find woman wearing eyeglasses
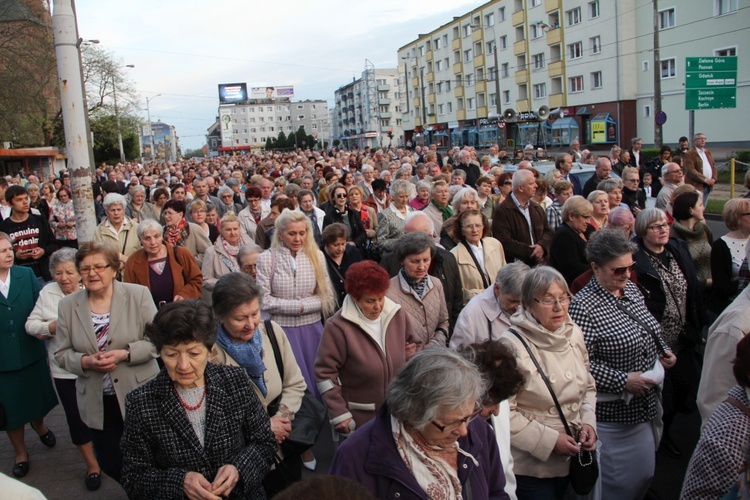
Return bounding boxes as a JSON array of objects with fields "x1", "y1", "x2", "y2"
[
  {"x1": 499, "y1": 266, "x2": 597, "y2": 499},
  {"x1": 161, "y1": 199, "x2": 211, "y2": 267},
  {"x1": 56, "y1": 242, "x2": 159, "y2": 483},
  {"x1": 322, "y1": 184, "x2": 366, "y2": 252},
  {"x1": 569, "y1": 228, "x2": 676, "y2": 499},
  {"x1": 632, "y1": 208, "x2": 706, "y2": 459}
]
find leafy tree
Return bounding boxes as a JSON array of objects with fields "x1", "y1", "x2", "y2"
[{"x1": 89, "y1": 114, "x2": 139, "y2": 164}]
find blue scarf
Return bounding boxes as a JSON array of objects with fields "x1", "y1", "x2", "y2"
[{"x1": 216, "y1": 324, "x2": 267, "y2": 396}]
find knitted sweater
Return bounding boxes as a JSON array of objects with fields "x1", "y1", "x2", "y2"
[
  {"x1": 670, "y1": 220, "x2": 713, "y2": 286},
  {"x1": 385, "y1": 272, "x2": 449, "y2": 347}
]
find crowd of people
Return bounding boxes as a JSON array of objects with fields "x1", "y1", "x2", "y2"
[{"x1": 0, "y1": 135, "x2": 749, "y2": 499}]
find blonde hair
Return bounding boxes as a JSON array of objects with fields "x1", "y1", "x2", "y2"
[{"x1": 271, "y1": 210, "x2": 336, "y2": 317}]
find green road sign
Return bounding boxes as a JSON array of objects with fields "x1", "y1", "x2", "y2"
[{"x1": 685, "y1": 56, "x2": 737, "y2": 110}]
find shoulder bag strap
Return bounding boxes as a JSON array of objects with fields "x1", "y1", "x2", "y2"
[
  {"x1": 725, "y1": 397, "x2": 750, "y2": 419},
  {"x1": 121, "y1": 229, "x2": 129, "y2": 254},
  {"x1": 461, "y1": 240, "x2": 490, "y2": 289},
  {"x1": 508, "y1": 328, "x2": 574, "y2": 438},
  {"x1": 614, "y1": 300, "x2": 667, "y2": 356},
  {"x1": 264, "y1": 319, "x2": 284, "y2": 381}
]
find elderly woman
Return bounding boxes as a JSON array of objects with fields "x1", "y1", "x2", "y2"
[
  {"x1": 375, "y1": 179, "x2": 414, "y2": 253},
  {"x1": 608, "y1": 206, "x2": 636, "y2": 239},
  {"x1": 330, "y1": 347, "x2": 508, "y2": 498},
  {"x1": 56, "y1": 242, "x2": 160, "y2": 482},
  {"x1": 633, "y1": 208, "x2": 706, "y2": 458},
  {"x1": 500, "y1": 266, "x2": 597, "y2": 499},
  {"x1": 450, "y1": 209, "x2": 507, "y2": 305},
  {"x1": 450, "y1": 262, "x2": 529, "y2": 348},
  {"x1": 127, "y1": 185, "x2": 159, "y2": 223},
  {"x1": 25, "y1": 248, "x2": 101, "y2": 489},
  {"x1": 670, "y1": 191, "x2": 713, "y2": 287},
  {"x1": 120, "y1": 300, "x2": 276, "y2": 499},
  {"x1": 386, "y1": 232, "x2": 449, "y2": 347},
  {"x1": 409, "y1": 179, "x2": 431, "y2": 211},
  {"x1": 364, "y1": 178, "x2": 391, "y2": 214},
  {"x1": 423, "y1": 180, "x2": 454, "y2": 239},
  {"x1": 316, "y1": 260, "x2": 421, "y2": 435},
  {"x1": 296, "y1": 188, "x2": 325, "y2": 247},
  {"x1": 682, "y1": 334, "x2": 750, "y2": 499},
  {"x1": 549, "y1": 196, "x2": 594, "y2": 286},
  {"x1": 93, "y1": 192, "x2": 141, "y2": 267},
  {"x1": 597, "y1": 178, "x2": 626, "y2": 212},
  {"x1": 477, "y1": 175, "x2": 496, "y2": 221},
  {"x1": 189, "y1": 199, "x2": 220, "y2": 243},
  {"x1": 238, "y1": 244, "x2": 262, "y2": 282},
  {"x1": 256, "y1": 209, "x2": 336, "y2": 399},
  {"x1": 621, "y1": 167, "x2": 647, "y2": 215},
  {"x1": 202, "y1": 213, "x2": 255, "y2": 293},
  {"x1": 49, "y1": 187, "x2": 77, "y2": 248},
  {"x1": 322, "y1": 223, "x2": 362, "y2": 308},
  {"x1": 209, "y1": 273, "x2": 307, "y2": 495},
  {"x1": 239, "y1": 186, "x2": 271, "y2": 242},
  {"x1": 0, "y1": 233, "x2": 58, "y2": 479},
  {"x1": 440, "y1": 187, "x2": 481, "y2": 251},
  {"x1": 123, "y1": 219, "x2": 202, "y2": 306},
  {"x1": 569, "y1": 229, "x2": 676, "y2": 499},
  {"x1": 322, "y1": 184, "x2": 366, "y2": 250},
  {"x1": 218, "y1": 185, "x2": 243, "y2": 215},
  {"x1": 711, "y1": 198, "x2": 750, "y2": 312},
  {"x1": 161, "y1": 199, "x2": 211, "y2": 267},
  {"x1": 586, "y1": 189, "x2": 609, "y2": 231}
]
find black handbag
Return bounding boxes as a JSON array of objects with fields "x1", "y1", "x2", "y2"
[
  {"x1": 264, "y1": 320, "x2": 327, "y2": 456},
  {"x1": 509, "y1": 329, "x2": 599, "y2": 495}
]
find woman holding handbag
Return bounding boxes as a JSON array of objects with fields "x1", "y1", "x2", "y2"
[{"x1": 500, "y1": 266, "x2": 598, "y2": 499}]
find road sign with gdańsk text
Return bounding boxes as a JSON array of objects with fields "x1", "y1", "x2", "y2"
[{"x1": 685, "y1": 56, "x2": 737, "y2": 110}]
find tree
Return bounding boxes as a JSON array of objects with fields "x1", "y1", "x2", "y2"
[{"x1": 89, "y1": 114, "x2": 139, "y2": 164}]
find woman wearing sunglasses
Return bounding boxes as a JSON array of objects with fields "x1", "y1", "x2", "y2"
[
  {"x1": 500, "y1": 266, "x2": 597, "y2": 499},
  {"x1": 322, "y1": 184, "x2": 366, "y2": 253},
  {"x1": 569, "y1": 228, "x2": 676, "y2": 499}
]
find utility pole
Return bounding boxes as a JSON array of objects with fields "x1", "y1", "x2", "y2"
[
  {"x1": 114, "y1": 64, "x2": 134, "y2": 163},
  {"x1": 146, "y1": 94, "x2": 161, "y2": 162},
  {"x1": 52, "y1": 0, "x2": 97, "y2": 243},
  {"x1": 653, "y1": 0, "x2": 663, "y2": 147}
]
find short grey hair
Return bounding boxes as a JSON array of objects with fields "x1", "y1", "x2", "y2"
[
  {"x1": 48, "y1": 247, "x2": 78, "y2": 275},
  {"x1": 404, "y1": 211, "x2": 435, "y2": 235},
  {"x1": 415, "y1": 179, "x2": 431, "y2": 193},
  {"x1": 217, "y1": 185, "x2": 233, "y2": 198},
  {"x1": 561, "y1": 196, "x2": 592, "y2": 220},
  {"x1": 395, "y1": 232, "x2": 436, "y2": 262},
  {"x1": 512, "y1": 169, "x2": 534, "y2": 190},
  {"x1": 495, "y1": 261, "x2": 530, "y2": 297},
  {"x1": 390, "y1": 179, "x2": 411, "y2": 198},
  {"x1": 136, "y1": 218, "x2": 164, "y2": 240},
  {"x1": 451, "y1": 169, "x2": 467, "y2": 180},
  {"x1": 361, "y1": 165, "x2": 374, "y2": 174},
  {"x1": 237, "y1": 244, "x2": 261, "y2": 265},
  {"x1": 586, "y1": 228, "x2": 638, "y2": 265},
  {"x1": 521, "y1": 266, "x2": 570, "y2": 309},
  {"x1": 631, "y1": 137, "x2": 642, "y2": 145},
  {"x1": 597, "y1": 178, "x2": 623, "y2": 193},
  {"x1": 130, "y1": 185, "x2": 146, "y2": 195},
  {"x1": 662, "y1": 162, "x2": 679, "y2": 176},
  {"x1": 586, "y1": 190, "x2": 607, "y2": 203},
  {"x1": 635, "y1": 207, "x2": 668, "y2": 238},
  {"x1": 386, "y1": 347, "x2": 485, "y2": 430},
  {"x1": 450, "y1": 187, "x2": 479, "y2": 213},
  {"x1": 103, "y1": 192, "x2": 127, "y2": 210},
  {"x1": 225, "y1": 178, "x2": 240, "y2": 188}
]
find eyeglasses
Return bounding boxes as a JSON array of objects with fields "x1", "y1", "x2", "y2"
[
  {"x1": 624, "y1": 178, "x2": 640, "y2": 183},
  {"x1": 191, "y1": 209, "x2": 206, "y2": 214},
  {"x1": 647, "y1": 223, "x2": 670, "y2": 232},
  {"x1": 335, "y1": 193, "x2": 348, "y2": 198},
  {"x1": 503, "y1": 181, "x2": 513, "y2": 186},
  {"x1": 610, "y1": 263, "x2": 636, "y2": 276},
  {"x1": 79, "y1": 264, "x2": 111, "y2": 275},
  {"x1": 162, "y1": 210, "x2": 180, "y2": 217},
  {"x1": 533, "y1": 295, "x2": 572, "y2": 307},
  {"x1": 430, "y1": 403, "x2": 482, "y2": 433},
  {"x1": 242, "y1": 264, "x2": 257, "y2": 272}
]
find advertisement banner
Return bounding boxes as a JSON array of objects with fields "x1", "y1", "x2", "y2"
[
  {"x1": 218, "y1": 83, "x2": 248, "y2": 104},
  {"x1": 250, "y1": 86, "x2": 294, "y2": 99}
]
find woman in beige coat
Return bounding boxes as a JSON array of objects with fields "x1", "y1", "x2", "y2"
[
  {"x1": 450, "y1": 209, "x2": 507, "y2": 305},
  {"x1": 500, "y1": 266, "x2": 597, "y2": 499},
  {"x1": 202, "y1": 213, "x2": 255, "y2": 293}
]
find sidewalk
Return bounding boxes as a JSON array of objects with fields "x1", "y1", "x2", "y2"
[{"x1": 0, "y1": 404, "x2": 127, "y2": 500}]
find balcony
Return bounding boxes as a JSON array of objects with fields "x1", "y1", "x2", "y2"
[
  {"x1": 475, "y1": 80, "x2": 487, "y2": 93},
  {"x1": 452, "y1": 37, "x2": 461, "y2": 51},
  {"x1": 546, "y1": 28, "x2": 561, "y2": 46},
  {"x1": 413, "y1": 97, "x2": 421, "y2": 107},
  {"x1": 426, "y1": 72, "x2": 435, "y2": 83},
  {"x1": 414, "y1": 117, "x2": 423, "y2": 127},
  {"x1": 549, "y1": 93, "x2": 564, "y2": 108},
  {"x1": 514, "y1": 40, "x2": 526, "y2": 56},
  {"x1": 512, "y1": 9, "x2": 525, "y2": 25},
  {"x1": 412, "y1": 77, "x2": 420, "y2": 87},
  {"x1": 472, "y1": 28, "x2": 483, "y2": 42},
  {"x1": 473, "y1": 54, "x2": 485, "y2": 68},
  {"x1": 425, "y1": 50, "x2": 433, "y2": 62},
  {"x1": 477, "y1": 106, "x2": 488, "y2": 117},
  {"x1": 347, "y1": 92, "x2": 354, "y2": 99},
  {"x1": 457, "y1": 109, "x2": 467, "y2": 121},
  {"x1": 380, "y1": 112, "x2": 393, "y2": 119},
  {"x1": 377, "y1": 84, "x2": 390, "y2": 92},
  {"x1": 427, "y1": 93, "x2": 436, "y2": 104},
  {"x1": 516, "y1": 99, "x2": 529, "y2": 109},
  {"x1": 548, "y1": 60, "x2": 563, "y2": 77},
  {"x1": 378, "y1": 98, "x2": 391, "y2": 105},
  {"x1": 515, "y1": 69, "x2": 528, "y2": 85},
  {"x1": 453, "y1": 62, "x2": 464, "y2": 74},
  {"x1": 454, "y1": 86, "x2": 465, "y2": 98},
  {"x1": 545, "y1": 0, "x2": 560, "y2": 13}
]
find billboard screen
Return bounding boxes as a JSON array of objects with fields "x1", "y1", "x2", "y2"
[
  {"x1": 251, "y1": 86, "x2": 294, "y2": 99},
  {"x1": 218, "y1": 83, "x2": 248, "y2": 103}
]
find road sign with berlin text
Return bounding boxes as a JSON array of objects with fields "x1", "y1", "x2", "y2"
[{"x1": 685, "y1": 56, "x2": 737, "y2": 110}]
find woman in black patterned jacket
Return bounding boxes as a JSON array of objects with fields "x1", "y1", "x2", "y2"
[{"x1": 121, "y1": 300, "x2": 276, "y2": 500}]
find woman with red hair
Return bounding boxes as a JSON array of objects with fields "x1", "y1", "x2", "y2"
[{"x1": 315, "y1": 260, "x2": 422, "y2": 437}]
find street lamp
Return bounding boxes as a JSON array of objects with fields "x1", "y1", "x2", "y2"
[
  {"x1": 113, "y1": 64, "x2": 134, "y2": 163},
  {"x1": 145, "y1": 94, "x2": 161, "y2": 162},
  {"x1": 473, "y1": 22, "x2": 502, "y2": 147}
]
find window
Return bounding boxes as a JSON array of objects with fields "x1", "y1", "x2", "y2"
[
  {"x1": 429, "y1": 104, "x2": 435, "y2": 115},
  {"x1": 267, "y1": 107, "x2": 272, "y2": 111},
  {"x1": 659, "y1": 8, "x2": 675, "y2": 29},
  {"x1": 467, "y1": 97, "x2": 475, "y2": 110},
  {"x1": 269, "y1": 127, "x2": 274, "y2": 132},
  {"x1": 463, "y1": 24, "x2": 472, "y2": 37},
  {"x1": 530, "y1": 24, "x2": 544, "y2": 39},
  {"x1": 457, "y1": 98, "x2": 464, "y2": 110},
  {"x1": 436, "y1": 81, "x2": 443, "y2": 93},
  {"x1": 453, "y1": 26, "x2": 460, "y2": 40},
  {"x1": 490, "y1": 93, "x2": 497, "y2": 106},
  {"x1": 715, "y1": 46, "x2": 737, "y2": 56},
  {"x1": 486, "y1": 40, "x2": 495, "y2": 55},
  {"x1": 248, "y1": 107, "x2": 255, "y2": 112},
  {"x1": 454, "y1": 50, "x2": 461, "y2": 64},
  {"x1": 443, "y1": 34, "x2": 448, "y2": 46},
  {"x1": 499, "y1": 35, "x2": 508, "y2": 49},
  {"x1": 312, "y1": 123, "x2": 318, "y2": 129},
  {"x1": 661, "y1": 58, "x2": 676, "y2": 78},
  {"x1": 466, "y1": 74, "x2": 473, "y2": 86},
  {"x1": 644, "y1": 105, "x2": 651, "y2": 118},
  {"x1": 533, "y1": 83, "x2": 547, "y2": 98},
  {"x1": 418, "y1": 45, "x2": 425, "y2": 56},
  {"x1": 488, "y1": 66, "x2": 497, "y2": 81},
  {"x1": 428, "y1": 83, "x2": 434, "y2": 94},
  {"x1": 567, "y1": 7, "x2": 582, "y2": 26},
  {"x1": 444, "y1": 57, "x2": 450, "y2": 68},
  {"x1": 439, "y1": 104, "x2": 445, "y2": 115},
  {"x1": 476, "y1": 67, "x2": 484, "y2": 81},
  {"x1": 456, "y1": 74, "x2": 463, "y2": 87},
  {"x1": 249, "y1": 117, "x2": 255, "y2": 123},
  {"x1": 501, "y1": 63, "x2": 509, "y2": 78},
  {"x1": 590, "y1": 36, "x2": 601, "y2": 54},
  {"x1": 518, "y1": 84, "x2": 527, "y2": 101},
  {"x1": 447, "y1": 102, "x2": 453, "y2": 113},
  {"x1": 569, "y1": 75, "x2": 584, "y2": 93},
  {"x1": 592, "y1": 71, "x2": 603, "y2": 89},
  {"x1": 434, "y1": 38, "x2": 442, "y2": 50},
  {"x1": 503, "y1": 90, "x2": 511, "y2": 104},
  {"x1": 446, "y1": 79, "x2": 452, "y2": 91},
  {"x1": 589, "y1": 1, "x2": 600, "y2": 18},
  {"x1": 533, "y1": 53, "x2": 545, "y2": 69},
  {"x1": 499, "y1": 7, "x2": 506, "y2": 21},
  {"x1": 568, "y1": 42, "x2": 583, "y2": 59},
  {"x1": 716, "y1": 0, "x2": 738, "y2": 15},
  {"x1": 474, "y1": 41, "x2": 483, "y2": 56},
  {"x1": 464, "y1": 49, "x2": 473, "y2": 62},
  {"x1": 298, "y1": 115, "x2": 305, "y2": 120},
  {"x1": 643, "y1": 60, "x2": 650, "y2": 71},
  {"x1": 531, "y1": 0, "x2": 542, "y2": 5},
  {"x1": 485, "y1": 12, "x2": 495, "y2": 27}
]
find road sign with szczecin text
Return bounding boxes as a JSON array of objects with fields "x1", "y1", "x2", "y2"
[{"x1": 685, "y1": 56, "x2": 737, "y2": 110}]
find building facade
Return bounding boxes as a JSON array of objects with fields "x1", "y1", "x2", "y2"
[
  {"x1": 333, "y1": 67, "x2": 405, "y2": 150},
  {"x1": 140, "y1": 122, "x2": 178, "y2": 162}
]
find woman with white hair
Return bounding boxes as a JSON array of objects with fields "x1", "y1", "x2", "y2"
[
  {"x1": 93, "y1": 193, "x2": 141, "y2": 267},
  {"x1": 440, "y1": 187, "x2": 480, "y2": 251},
  {"x1": 376, "y1": 179, "x2": 414, "y2": 253},
  {"x1": 126, "y1": 185, "x2": 159, "y2": 223},
  {"x1": 217, "y1": 185, "x2": 243, "y2": 215}
]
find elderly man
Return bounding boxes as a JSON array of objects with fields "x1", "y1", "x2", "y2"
[
  {"x1": 258, "y1": 177, "x2": 274, "y2": 208},
  {"x1": 453, "y1": 150, "x2": 481, "y2": 188},
  {"x1": 655, "y1": 163, "x2": 685, "y2": 211},
  {"x1": 187, "y1": 177, "x2": 224, "y2": 221},
  {"x1": 449, "y1": 261, "x2": 530, "y2": 348},
  {"x1": 492, "y1": 169, "x2": 553, "y2": 266},
  {"x1": 581, "y1": 156, "x2": 613, "y2": 198},
  {"x1": 683, "y1": 132, "x2": 717, "y2": 202},
  {"x1": 556, "y1": 153, "x2": 582, "y2": 195},
  {"x1": 569, "y1": 139, "x2": 582, "y2": 162},
  {"x1": 379, "y1": 211, "x2": 463, "y2": 335}
]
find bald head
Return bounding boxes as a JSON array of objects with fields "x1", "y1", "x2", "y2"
[{"x1": 404, "y1": 211, "x2": 435, "y2": 236}]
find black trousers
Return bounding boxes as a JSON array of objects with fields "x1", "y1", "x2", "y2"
[{"x1": 88, "y1": 394, "x2": 123, "y2": 483}]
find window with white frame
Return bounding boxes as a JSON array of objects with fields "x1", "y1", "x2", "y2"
[
  {"x1": 590, "y1": 36, "x2": 601, "y2": 54},
  {"x1": 436, "y1": 82, "x2": 443, "y2": 94},
  {"x1": 503, "y1": 90, "x2": 511, "y2": 104},
  {"x1": 715, "y1": 46, "x2": 737, "y2": 56},
  {"x1": 454, "y1": 50, "x2": 460, "y2": 64},
  {"x1": 478, "y1": 93, "x2": 486, "y2": 107},
  {"x1": 488, "y1": 66, "x2": 497, "y2": 81},
  {"x1": 531, "y1": 0, "x2": 541, "y2": 6},
  {"x1": 567, "y1": 7, "x2": 582, "y2": 26},
  {"x1": 477, "y1": 68, "x2": 484, "y2": 81},
  {"x1": 457, "y1": 98, "x2": 464, "y2": 110},
  {"x1": 436, "y1": 60, "x2": 443, "y2": 72},
  {"x1": 659, "y1": 8, "x2": 675, "y2": 29},
  {"x1": 499, "y1": 6, "x2": 506, "y2": 21},
  {"x1": 589, "y1": 0, "x2": 600, "y2": 18},
  {"x1": 446, "y1": 80, "x2": 452, "y2": 91},
  {"x1": 467, "y1": 97, "x2": 475, "y2": 110},
  {"x1": 418, "y1": 45, "x2": 424, "y2": 56},
  {"x1": 464, "y1": 49, "x2": 473, "y2": 62},
  {"x1": 592, "y1": 71, "x2": 603, "y2": 89},
  {"x1": 716, "y1": 0, "x2": 738, "y2": 15},
  {"x1": 463, "y1": 24, "x2": 472, "y2": 37},
  {"x1": 643, "y1": 61, "x2": 650, "y2": 71},
  {"x1": 569, "y1": 76, "x2": 584, "y2": 93},
  {"x1": 518, "y1": 84, "x2": 528, "y2": 101},
  {"x1": 443, "y1": 34, "x2": 448, "y2": 46},
  {"x1": 474, "y1": 41, "x2": 483, "y2": 56},
  {"x1": 447, "y1": 102, "x2": 453, "y2": 112},
  {"x1": 490, "y1": 93, "x2": 497, "y2": 106},
  {"x1": 568, "y1": 42, "x2": 583, "y2": 59},
  {"x1": 439, "y1": 104, "x2": 445, "y2": 115},
  {"x1": 644, "y1": 105, "x2": 651, "y2": 117},
  {"x1": 530, "y1": 24, "x2": 544, "y2": 39},
  {"x1": 533, "y1": 83, "x2": 547, "y2": 98},
  {"x1": 661, "y1": 58, "x2": 676, "y2": 78},
  {"x1": 500, "y1": 35, "x2": 508, "y2": 49},
  {"x1": 466, "y1": 74, "x2": 473, "y2": 86},
  {"x1": 444, "y1": 57, "x2": 450, "y2": 68},
  {"x1": 501, "y1": 63, "x2": 509, "y2": 78},
  {"x1": 533, "y1": 53, "x2": 545, "y2": 69},
  {"x1": 486, "y1": 40, "x2": 495, "y2": 55},
  {"x1": 485, "y1": 12, "x2": 495, "y2": 27}
]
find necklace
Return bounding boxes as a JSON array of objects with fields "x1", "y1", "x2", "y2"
[{"x1": 175, "y1": 385, "x2": 206, "y2": 411}]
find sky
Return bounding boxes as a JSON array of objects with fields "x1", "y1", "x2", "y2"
[{"x1": 71, "y1": 0, "x2": 479, "y2": 151}]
